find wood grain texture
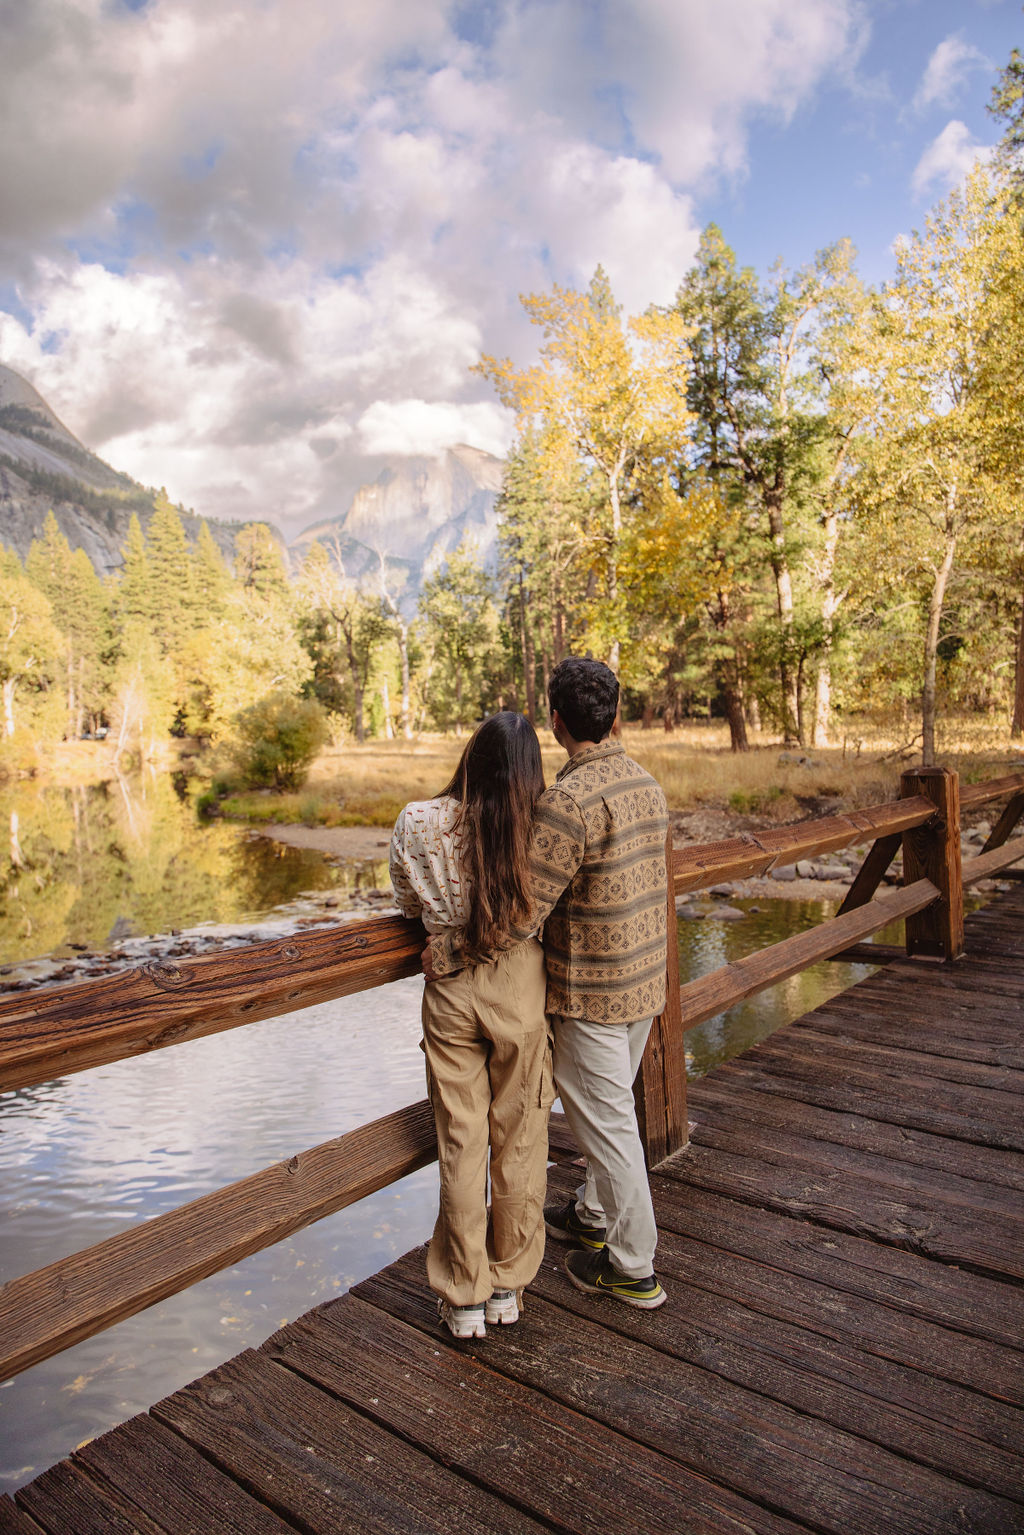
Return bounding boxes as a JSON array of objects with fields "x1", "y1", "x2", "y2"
[
  {"x1": 964, "y1": 835, "x2": 1024, "y2": 886},
  {"x1": 676, "y1": 876, "x2": 938, "y2": 1033},
  {"x1": 72, "y1": 1414, "x2": 297, "y2": 1535},
  {"x1": 355, "y1": 1254, "x2": 1023, "y2": 1535},
  {"x1": 0, "y1": 1500, "x2": 45, "y2": 1535},
  {"x1": 635, "y1": 829, "x2": 688, "y2": 1164},
  {"x1": 265, "y1": 1294, "x2": 808, "y2": 1535},
  {"x1": 671, "y1": 794, "x2": 936, "y2": 894},
  {"x1": 151, "y1": 1346, "x2": 549, "y2": 1535},
  {"x1": 0, "y1": 1099, "x2": 437, "y2": 1382},
  {"x1": 836, "y1": 832, "x2": 902, "y2": 915},
  {"x1": 901, "y1": 767, "x2": 965, "y2": 960},
  {"x1": 0, "y1": 912, "x2": 426, "y2": 1093},
  {"x1": 981, "y1": 791, "x2": 1024, "y2": 853},
  {"x1": 960, "y1": 773, "x2": 1024, "y2": 809}
]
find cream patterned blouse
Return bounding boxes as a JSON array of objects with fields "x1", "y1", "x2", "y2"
[{"x1": 389, "y1": 796, "x2": 470, "y2": 934}]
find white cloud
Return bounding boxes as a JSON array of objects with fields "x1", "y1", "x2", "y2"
[
  {"x1": 911, "y1": 120, "x2": 992, "y2": 198},
  {"x1": 357, "y1": 399, "x2": 513, "y2": 458},
  {"x1": 913, "y1": 35, "x2": 990, "y2": 113},
  {"x1": 0, "y1": 0, "x2": 868, "y2": 535}
]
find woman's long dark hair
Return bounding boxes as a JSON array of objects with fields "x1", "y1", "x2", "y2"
[{"x1": 438, "y1": 711, "x2": 544, "y2": 964}]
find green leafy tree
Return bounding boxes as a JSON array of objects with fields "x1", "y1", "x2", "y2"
[
  {"x1": 0, "y1": 549, "x2": 65, "y2": 744},
  {"x1": 228, "y1": 692, "x2": 330, "y2": 789},
  {"x1": 26, "y1": 513, "x2": 109, "y2": 737},
  {"x1": 479, "y1": 266, "x2": 690, "y2": 668},
  {"x1": 300, "y1": 538, "x2": 388, "y2": 742},
  {"x1": 418, "y1": 542, "x2": 503, "y2": 732}
]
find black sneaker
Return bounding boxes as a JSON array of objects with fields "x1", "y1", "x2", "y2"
[
  {"x1": 565, "y1": 1246, "x2": 667, "y2": 1309},
  {"x1": 544, "y1": 1197, "x2": 606, "y2": 1250}
]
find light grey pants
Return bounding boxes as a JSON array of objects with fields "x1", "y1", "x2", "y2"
[{"x1": 551, "y1": 1013, "x2": 658, "y2": 1278}]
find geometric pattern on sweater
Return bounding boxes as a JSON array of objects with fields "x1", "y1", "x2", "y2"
[{"x1": 432, "y1": 739, "x2": 669, "y2": 1026}]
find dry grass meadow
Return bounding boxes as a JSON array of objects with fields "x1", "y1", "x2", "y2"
[{"x1": 217, "y1": 715, "x2": 1024, "y2": 829}]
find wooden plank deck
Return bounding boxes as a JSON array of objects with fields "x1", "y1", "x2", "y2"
[{"x1": 4, "y1": 888, "x2": 1024, "y2": 1534}]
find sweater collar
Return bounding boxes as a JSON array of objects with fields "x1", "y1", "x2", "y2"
[{"x1": 555, "y1": 739, "x2": 625, "y2": 781}]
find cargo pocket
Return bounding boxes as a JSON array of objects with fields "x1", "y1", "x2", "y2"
[{"x1": 538, "y1": 1032, "x2": 556, "y2": 1109}]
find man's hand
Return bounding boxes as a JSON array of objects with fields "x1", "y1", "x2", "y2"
[{"x1": 421, "y1": 939, "x2": 439, "y2": 982}]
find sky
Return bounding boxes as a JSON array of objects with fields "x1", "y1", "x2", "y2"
[{"x1": 0, "y1": 0, "x2": 1018, "y2": 539}]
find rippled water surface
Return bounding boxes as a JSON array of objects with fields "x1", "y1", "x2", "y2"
[{"x1": 1, "y1": 787, "x2": 900, "y2": 1492}]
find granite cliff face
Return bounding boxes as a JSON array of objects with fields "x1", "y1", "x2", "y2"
[
  {"x1": 290, "y1": 445, "x2": 504, "y2": 610},
  {"x1": 0, "y1": 364, "x2": 505, "y2": 599},
  {"x1": 0, "y1": 363, "x2": 241, "y2": 573}
]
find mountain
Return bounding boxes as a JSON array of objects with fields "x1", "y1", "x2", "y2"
[
  {"x1": 290, "y1": 445, "x2": 505, "y2": 611},
  {"x1": 0, "y1": 363, "x2": 244, "y2": 573}
]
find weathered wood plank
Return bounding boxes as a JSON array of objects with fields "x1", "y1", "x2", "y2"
[
  {"x1": 355, "y1": 1253, "x2": 1023, "y2": 1534},
  {"x1": 716, "y1": 1050, "x2": 1024, "y2": 1152},
  {"x1": 961, "y1": 773, "x2": 1024, "y2": 809},
  {"x1": 635, "y1": 830, "x2": 688, "y2": 1163},
  {"x1": 0, "y1": 1499, "x2": 45, "y2": 1535},
  {"x1": 754, "y1": 1025, "x2": 1024, "y2": 1095},
  {"x1": 799, "y1": 997, "x2": 1024, "y2": 1066},
  {"x1": 981, "y1": 791, "x2": 1024, "y2": 853},
  {"x1": 688, "y1": 1076, "x2": 1024, "y2": 1192},
  {"x1": 672, "y1": 794, "x2": 936, "y2": 893},
  {"x1": 661, "y1": 1138, "x2": 1024, "y2": 1280},
  {"x1": 963, "y1": 836, "x2": 1024, "y2": 886},
  {"x1": 677, "y1": 877, "x2": 939, "y2": 1034},
  {"x1": 0, "y1": 1100, "x2": 437, "y2": 1382},
  {"x1": 901, "y1": 767, "x2": 964, "y2": 959},
  {"x1": 265, "y1": 1295, "x2": 808, "y2": 1535},
  {"x1": 836, "y1": 832, "x2": 902, "y2": 915},
  {"x1": 0, "y1": 912, "x2": 425, "y2": 1093},
  {"x1": 684, "y1": 1112, "x2": 1024, "y2": 1225},
  {"x1": 72, "y1": 1414, "x2": 297, "y2": 1534},
  {"x1": 14, "y1": 1459, "x2": 168, "y2": 1535},
  {"x1": 150, "y1": 1348, "x2": 548, "y2": 1535},
  {"x1": 538, "y1": 1194, "x2": 1024, "y2": 1485},
  {"x1": 642, "y1": 1172, "x2": 1024, "y2": 1363}
]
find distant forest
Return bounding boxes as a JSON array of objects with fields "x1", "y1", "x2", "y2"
[{"x1": 2, "y1": 49, "x2": 1022, "y2": 771}]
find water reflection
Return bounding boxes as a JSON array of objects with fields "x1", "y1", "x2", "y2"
[{"x1": 0, "y1": 775, "x2": 386, "y2": 964}]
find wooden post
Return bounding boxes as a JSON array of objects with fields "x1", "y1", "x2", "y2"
[
  {"x1": 634, "y1": 832, "x2": 688, "y2": 1165},
  {"x1": 900, "y1": 767, "x2": 965, "y2": 961}
]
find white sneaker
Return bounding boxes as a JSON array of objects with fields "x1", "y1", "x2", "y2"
[
  {"x1": 437, "y1": 1299, "x2": 486, "y2": 1339},
  {"x1": 485, "y1": 1288, "x2": 522, "y2": 1326}
]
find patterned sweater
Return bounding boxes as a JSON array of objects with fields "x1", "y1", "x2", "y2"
[{"x1": 432, "y1": 740, "x2": 669, "y2": 1024}]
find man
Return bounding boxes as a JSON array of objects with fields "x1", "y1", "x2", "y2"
[{"x1": 427, "y1": 656, "x2": 669, "y2": 1308}]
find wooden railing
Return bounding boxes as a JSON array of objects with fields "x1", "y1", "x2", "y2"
[{"x1": 2, "y1": 764, "x2": 1023, "y2": 1384}]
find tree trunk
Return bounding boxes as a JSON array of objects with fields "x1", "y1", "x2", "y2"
[
  {"x1": 723, "y1": 676, "x2": 749, "y2": 752},
  {"x1": 518, "y1": 578, "x2": 536, "y2": 723},
  {"x1": 812, "y1": 495, "x2": 843, "y2": 750},
  {"x1": 1012, "y1": 591, "x2": 1024, "y2": 739},
  {"x1": 2, "y1": 678, "x2": 15, "y2": 737},
  {"x1": 766, "y1": 490, "x2": 800, "y2": 743},
  {"x1": 922, "y1": 534, "x2": 957, "y2": 767},
  {"x1": 541, "y1": 647, "x2": 552, "y2": 723},
  {"x1": 745, "y1": 692, "x2": 761, "y2": 733},
  {"x1": 608, "y1": 470, "x2": 622, "y2": 672},
  {"x1": 351, "y1": 679, "x2": 365, "y2": 743},
  {"x1": 397, "y1": 625, "x2": 411, "y2": 740},
  {"x1": 381, "y1": 678, "x2": 394, "y2": 740}
]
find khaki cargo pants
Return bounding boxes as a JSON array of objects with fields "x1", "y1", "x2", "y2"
[{"x1": 422, "y1": 937, "x2": 553, "y2": 1306}]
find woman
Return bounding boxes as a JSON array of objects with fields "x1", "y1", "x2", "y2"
[{"x1": 389, "y1": 712, "x2": 553, "y2": 1339}]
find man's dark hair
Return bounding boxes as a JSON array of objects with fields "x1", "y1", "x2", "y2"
[{"x1": 548, "y1": 657, "x2": 619, "y2": 742}]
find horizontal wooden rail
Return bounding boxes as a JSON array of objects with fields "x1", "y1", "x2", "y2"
[
  {"x1": 672, "y1": 795, "x2": 936, "y2": 895},
  {"x1": 960, "y1": 771, "x2": 1024, "y2": 810},
  {"x1": 677, "y1": 877, "x2": 939, "y2": 1033},
  {"x1": 962, "y1": 835, "x2": 1024, "y2": 886},
  {"x1": 0, "y1": 1099, "x2": 438, "y2": 1382},
  {"x1": 0, "y1": 913, "x2": 426, "y2": 1095}
]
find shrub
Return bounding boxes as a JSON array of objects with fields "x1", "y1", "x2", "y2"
[{"x1": 228, "y1": 692, "x2": 330, "y2": 791}]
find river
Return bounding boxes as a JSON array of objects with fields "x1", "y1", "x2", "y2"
[{"x1": 1, "y1": 776, "x2": 890, "y2": 1491}]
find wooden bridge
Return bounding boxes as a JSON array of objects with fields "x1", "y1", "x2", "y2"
[{"x1": 1, "y1": 765, "x2": 1023, "y2": 1533}]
